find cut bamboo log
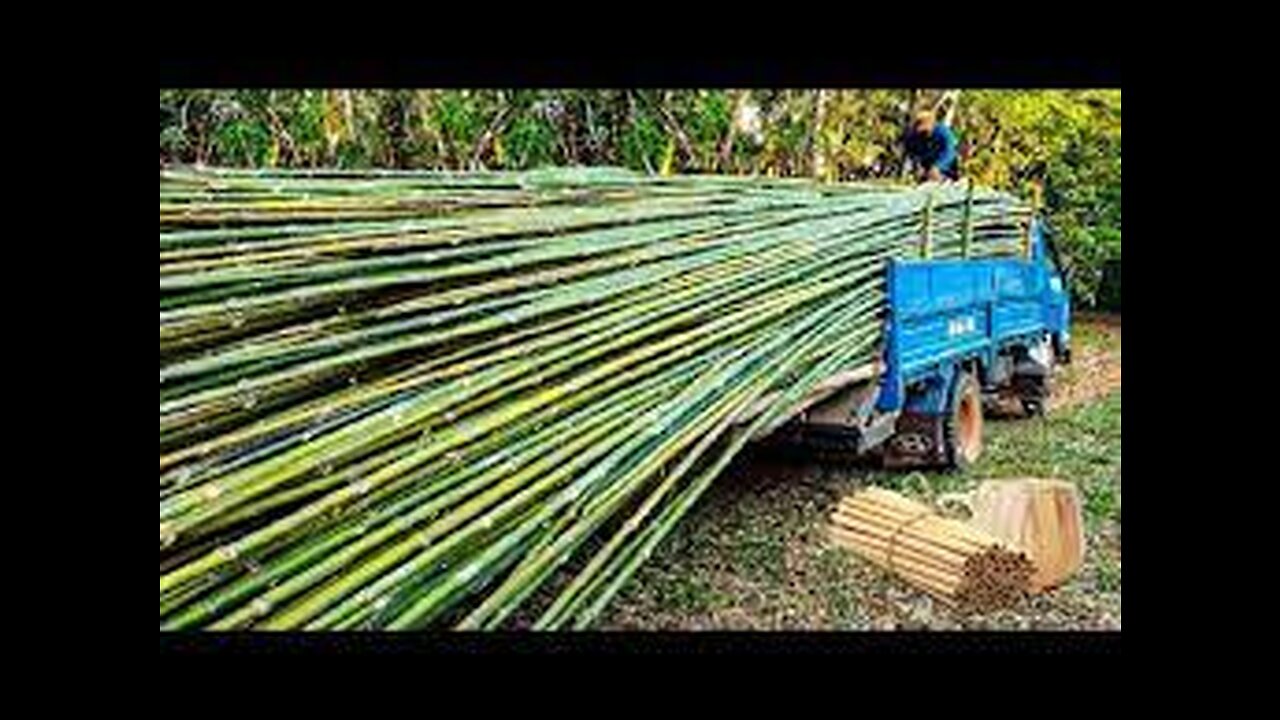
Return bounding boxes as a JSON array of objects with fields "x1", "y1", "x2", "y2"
[{"x1": 968, "y1": 479, "x2": 1084, "y2": 591}]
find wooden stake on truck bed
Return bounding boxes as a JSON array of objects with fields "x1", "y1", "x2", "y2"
[{"x1": 922, "y1": 190, "x2": 935, "y2": 258}]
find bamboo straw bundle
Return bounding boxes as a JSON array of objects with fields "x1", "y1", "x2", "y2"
[
  {"x1": 829, "y1": 487, "x2": 1035, "y2": 613},
  {"x1": 160, "y1": 167, "x2": 1034, "y2": 630}
]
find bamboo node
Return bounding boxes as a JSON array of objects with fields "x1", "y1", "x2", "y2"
[
  {"x1": 251, "y1": 597, "x2": 273, "y2": 618},
  {"x1": 457, "y1": 562, "x2": 482, "y2": 584}
]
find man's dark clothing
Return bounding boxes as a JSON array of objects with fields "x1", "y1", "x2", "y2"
[{"x1": 904, "y1": 123, "x2": 960, "y2": 179}]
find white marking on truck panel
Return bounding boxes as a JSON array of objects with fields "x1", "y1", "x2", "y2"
[{"x1": 947, "y1": 316, "x2": 977, "y2": 337}]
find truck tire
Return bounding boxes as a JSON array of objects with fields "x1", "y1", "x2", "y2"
[{"x1": 944, "y1": 372, "x2": 984, "y2": 469}]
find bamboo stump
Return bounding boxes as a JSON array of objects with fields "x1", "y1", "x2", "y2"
[{"x1": 968, "y1": 479, "x2": 1084, "y2": 591}]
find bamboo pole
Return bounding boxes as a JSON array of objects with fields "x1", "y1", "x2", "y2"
[{"x1": 921, "y1": 190, "x2": 935, "y2": 258}]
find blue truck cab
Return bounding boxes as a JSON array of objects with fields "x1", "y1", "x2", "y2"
[{"x1": 792, "y1": 217, "x2": 1071, "y2": 469}]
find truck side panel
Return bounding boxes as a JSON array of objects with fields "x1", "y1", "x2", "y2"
[
  {"x1": 877, "y1": 224, "x2": 1069, "y2": 418},
  {"x1": 991, "y1": 300, "x2": 1044, "y2": 340}
]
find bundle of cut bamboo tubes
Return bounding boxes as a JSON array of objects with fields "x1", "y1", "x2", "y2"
[{"x1": 829, "y1": 487, "x2": 1035, "y2": 613}]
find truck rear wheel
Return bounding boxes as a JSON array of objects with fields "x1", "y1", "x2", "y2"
[{"x1": 944, "y1": 372, "x2": 984, "y2": 468}]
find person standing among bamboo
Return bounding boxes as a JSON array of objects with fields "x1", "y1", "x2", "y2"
[{"x1": 904, "y1": 110, "x2": 960, "y2": 183}]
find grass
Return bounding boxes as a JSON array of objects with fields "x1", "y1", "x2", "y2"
[
  {"x1": 1070, "y1": 317, "x2": 1122, "y2": 354},
  {"x1": 597, "y1": 319, "x2": 1121, "y2": 631}
]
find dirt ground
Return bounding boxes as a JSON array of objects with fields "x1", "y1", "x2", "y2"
[
  {"x1": 599, "y1": 314, "x2": 1122, "y2": 631},
  {"x1": 1050, "y1": 313, "x2": 1121, "y2": 412}
]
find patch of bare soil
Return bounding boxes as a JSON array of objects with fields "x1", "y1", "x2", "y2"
[{"x1": 1050, "y1": 315, "x2": 1121, "y2": 411}]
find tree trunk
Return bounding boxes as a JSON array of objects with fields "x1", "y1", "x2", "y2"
[
  {"x1": 898, "y1": 88, "x2": 920, "y2": 180},
  {"x1": 650, "y1": 91, "x2": 697, "y2": 171},
  {"x1": 469, "y1": 92, "x2": 511, "y2": 170},
  {"x1": 562, "y1": 92, "x2": 580, "y2": 165},
  {"x1": 809, "y1": 89, "x2": 831, "y2": 179},
  {"x1": 381, "y1": 90, "x2": 411, "y2": 169},
  {"x1": 717, "y1": 90, "x2": 749, "y2": 173}
]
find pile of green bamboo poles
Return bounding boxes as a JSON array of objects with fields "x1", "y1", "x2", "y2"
[{"x1": 160, "y1": 166, "x2": 1031, "y2": 630}]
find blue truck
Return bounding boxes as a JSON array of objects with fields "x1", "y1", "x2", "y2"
[{"x1": 743, "y1": 216, "x2": 1072, "y2": 469}]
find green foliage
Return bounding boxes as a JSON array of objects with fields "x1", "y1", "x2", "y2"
[
  {"x1": 958, "y1": 90, "x2": 1122, "y2": 305},
  {"x1": 210, "y1": 112, "x2": 272, "y2": 167},
  {"x1": 671, "y1": 90, "x2": 733, "y2": 168},
  {"x1": 819, "y1": 90, "x2": 905, "y2": 180},
  {"x1": 1095, "y1": 554, "x2": 1121, "y2": 593},
  {"x1": 504, "y1": 102, "x2": 559, "y2": 168},
  {"x1": 617, "y1": 109, "x2": 666, "y2": 173},
  {"x1": 1098, "y1": 259, "x2": 1121, "y2": 311},
  {"x1": 159, "y1": 88, "x2": 1120, "y2": 307},
  {"x1": 431, "y1": 90, "x2": 485, "y2": 165}
]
